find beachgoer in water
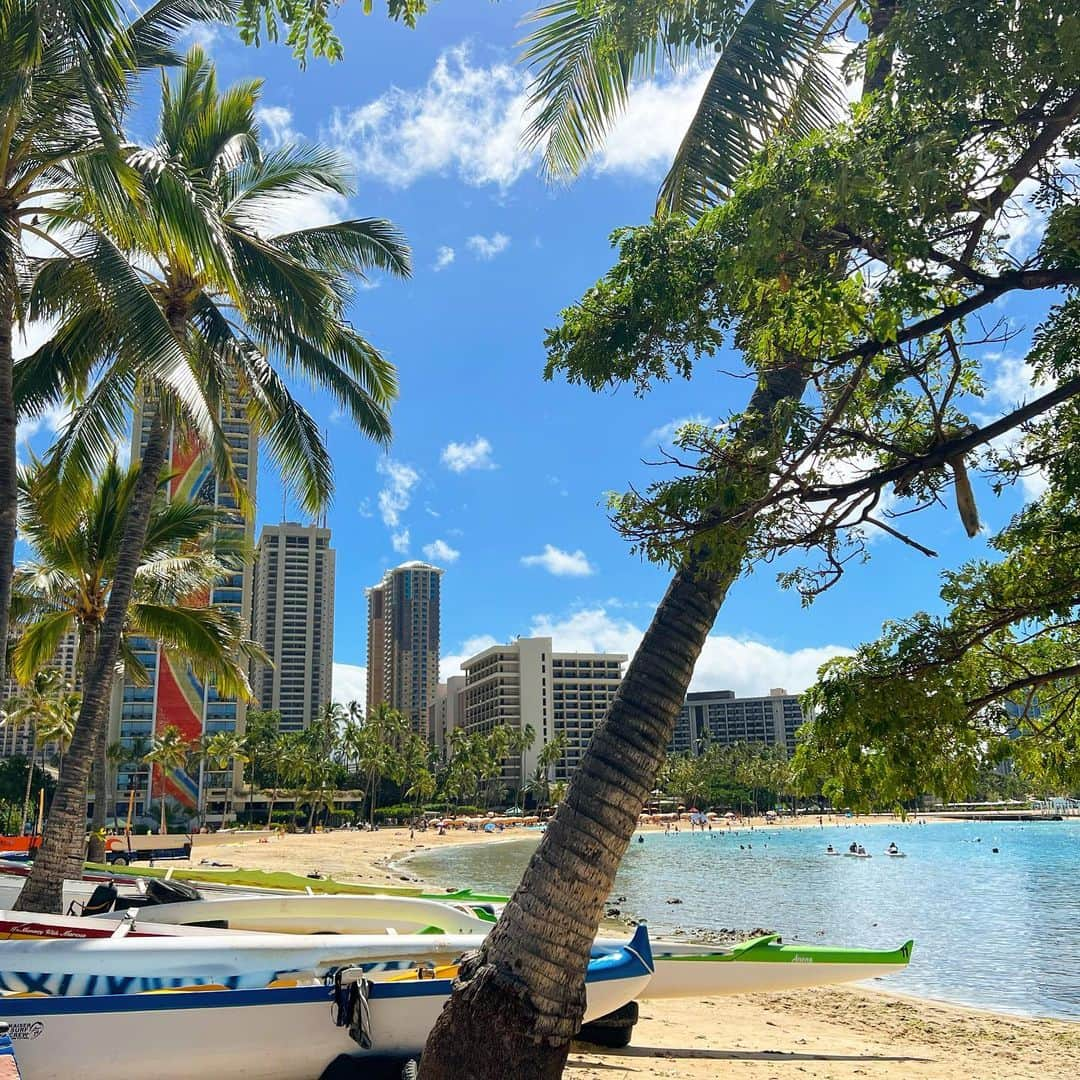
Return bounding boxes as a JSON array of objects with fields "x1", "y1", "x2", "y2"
[
  {"x1": 849, "y1": 841, "x2": 858, "y2": 854},
  {"x1": 887, "y1": 841, "x2": 898, "y2": 854},
  {"x1": 826, "y1": 844, "x2": 835, "y2": 853}
]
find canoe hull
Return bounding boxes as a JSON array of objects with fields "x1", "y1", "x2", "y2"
[
  {"x1": 91, "y1": 894, "x2": 495, "y2": 936},
  {"x1": 0, "y1": 930, "x2": 654, "y2": 1080}
]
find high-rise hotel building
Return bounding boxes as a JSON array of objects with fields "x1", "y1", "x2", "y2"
[
  {"x1": 365, "y1": 562, "x2": 443, "y2": 738},
  {"x1": 110, "y1": 395, "x2": 257, "y2": 822},
  {"x1": 251, "y1": 522, "x2": 335, "y2": 731},
  {"x1": 453, "y1": 636, "x2": 626, "y2": 787},
  {"x1": 668, "y1": 688, "x2": 806, "y2": 755}
]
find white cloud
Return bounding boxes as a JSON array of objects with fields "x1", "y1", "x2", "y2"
[
  {"x1": 644, "y1": 414, "x2": 711, "y2": 447},
  {"x1": 256, "y1": 105, "x2": 296, "y2": 149},
  {"x1": 332, "y1": 662, "x2": 367, "y2": 706},
  {"x1": 441, "y1": 436, "x2": 495, "y2": 473},
  {"x1": 440, "y1": 634, "x2": 499, "y2": 681},
  {"x1": 376, "y1": 458, "x2": 420, "y2": 527},
  {"x1": 391, "y1": 529, "x2": 411, "y2": 554},
  {"x1": 466, "y1": 232, "x2": 510, "y2": 260},
  {"x1": 521, "y1": 544, "x2": 595, "y2": 577},
  {"x1": 529, "y1": 607, "x2": 850, "y2": 696},
  {"x1": 433, "y1": 246, "x2": 455, "y2": 271},
  {"x1": 594, "y1": 68, "x2": 711, "y2": 176},
  {"x1": 422, "y1": 538, "x2": 460, "y2": 564},
  {"x1": 330, "y1": 45, "x2": 532, "y2": 189},
  {"x1": 329, "y1": 43, "x2": 716, "y2": 191},
  {"x1": 983, "y1": 353, "x2": 1056, "y2": 502}
]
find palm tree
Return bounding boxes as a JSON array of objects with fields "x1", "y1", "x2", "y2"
[
  {"x1": 15, "y1": 49, "x2": 409, "y2": 913},
  {"x1": 0, "y1": 0, "x2": 237, "y2": 684},
  {"x1": 359, "y1": 704, "x2": 407, "y2": 827},
  {"x1": 143, "y1": 725, "x2": 192, "y2": 835},
  {"x1": 422, "y1": 6, "x2": 892, "y2": 1075},
  {"x1": 102, "y1": 740, "x2": 127, "y2": 831},
  {"x1": 38, "y1": 688, "x2": 80, "y2": 780},
  {"x1": 2, "y1": 668, "x2": 68, "y2": 832},
  {"x1": 11, "y1": 451, "x2": 263, "y2": 857},
  {"x1": 202, "y1": 730, "x2": 248, "y2": 825},
  {"x1": 521, "y1": 0, "x2": 848, "y2": 218},
  {"x1": 406, "y1": 767, "x2": 436, "y2": 822}
]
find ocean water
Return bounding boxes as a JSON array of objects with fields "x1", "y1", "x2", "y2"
[{"x1": 406, "y1": 819, "x2": 1080, "y2": 1019}]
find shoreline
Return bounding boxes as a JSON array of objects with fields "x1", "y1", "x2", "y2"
[{"x1": 172, "y1": 826, "x2": 1078, "y2": 1079}]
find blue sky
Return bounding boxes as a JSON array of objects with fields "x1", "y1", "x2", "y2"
[{"x1": 16, "y1": 2, "x2": 1054, "y2": 707}]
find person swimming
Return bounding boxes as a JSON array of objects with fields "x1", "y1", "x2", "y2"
[
  {"x1": 849, "y1": 841, "x2": 858, "y2": 854},
  {"x1": 826, "y1": 844, "x2": 836, "y2": 853}
]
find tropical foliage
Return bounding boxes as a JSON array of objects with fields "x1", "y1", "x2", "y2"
[
  {"x1": 422, "y1": 3, "x2": 1080, "y2": 1076},
  {"x1": 15, "y1": 41, "x2": 409, "y2": 912},
  {"x1": 797, "y1": 479, "x2": 1080, "y2": 808}
]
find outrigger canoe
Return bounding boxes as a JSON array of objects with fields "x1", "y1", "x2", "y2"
[
  {"x1": 600, "y1": 934, "x2": 914, "y2": 998},
  {"x1": 0, "y1": 930, "x2": 486, "y2": 995},
  {"x1": 0, "y1": 857, "x2": 509, "y2": 904},
  {"x1": 92, "y1": 893, "x2": 497, "y2": 935},
  {"x1": 0, "y1": 926, "x2": 655, "y2": 1080},
  {"x1": 87, "y1": 894, "x2": 913, "y2": 998}
]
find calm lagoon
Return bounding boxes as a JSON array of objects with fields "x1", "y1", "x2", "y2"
[{"x1": 407, "y1": 819, "x2": 1080, "y2": 1019}]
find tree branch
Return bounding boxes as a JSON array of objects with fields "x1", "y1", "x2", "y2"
[
  {"x1": 966, "y1": 663, "x2": 1080, "y2": 715},
  {"x1": 799, "y1": 372, "x2": 1080, "y2": 504}
]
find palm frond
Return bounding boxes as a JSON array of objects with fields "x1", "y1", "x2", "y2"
[{"x1": 658, "y1": 0, "x2": 848, "y2": 216}]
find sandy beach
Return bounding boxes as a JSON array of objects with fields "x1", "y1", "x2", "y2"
[{"x1": 175, "y1": 826, "x2": 1078, "y2": 1079}]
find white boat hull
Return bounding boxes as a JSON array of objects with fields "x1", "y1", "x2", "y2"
[
  {"x1": 1, "y1": 930, "x2": 655, "y2": 1079},
  {"x1": 92, "y1": 893, "x2": 496, "y2": 936}
]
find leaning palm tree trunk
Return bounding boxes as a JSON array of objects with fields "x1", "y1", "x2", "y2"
[
  {"x1": 15, "y1": 410, "x2": 169, "y2": 912},
  {"x1": 420, "y1": 363, "x2": 806, "y2": 1077}
]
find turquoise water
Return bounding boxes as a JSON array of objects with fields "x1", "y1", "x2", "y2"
[{"x1": 407, "y1": 819, "x2": 1080, "y2": 1019}]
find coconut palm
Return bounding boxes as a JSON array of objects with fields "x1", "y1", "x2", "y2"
[
  {"x1": 1, "y1": 668, "x2": 68, "y2": 833},
  {"x1": 0, "y1": 0, "x2": 237, "y2": 685},
  {"x1": 521, "y1": 0, "x2": 849, "y2": 217},
  {"x1": 358, "y1": 703, "x2": 407, "y2": 827},
  {"x1": 11, "y1": 451, "x2": 263, "y2": 857},
  {"x1": 143, "y1": 725, "x2": 192, "y2": 835},
  {"x1": 37, "y1": 688, "x2": 80, "y2": 780},
  {"x1": 202, "y1": 729, "x2": 248, "y2": 824},
  {"x1": 15, "y1": 49, "x2": 409, "y2": 912}
]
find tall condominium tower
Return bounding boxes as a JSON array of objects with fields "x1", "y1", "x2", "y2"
[
  {"x1": 365, "y1": 561, "x2": 443, "y2": 737},
  {"x1": 456, "y1": 636, "x2": 626, "y2": 787},
  {"x1": 110, "y1": 396, "x2": 257, "y2": 823},
  {"x1": 251, "y1": 522, "x2": 335, "y2": 731}
]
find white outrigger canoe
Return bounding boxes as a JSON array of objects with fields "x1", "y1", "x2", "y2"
[
  {"x1": 0, "y1": 926, "x2": 655, "y2": 1080},
  {"x1": 0, "y1": 930, "x2": 486, "y2": 996},
  {"x1": 92, "y1": 892, "x2": 497, "y2": 935}
]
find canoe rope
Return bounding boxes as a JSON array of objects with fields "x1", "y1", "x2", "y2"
[{"x1": 330, "y1": 969, "x2": 373, "y2": 1049}]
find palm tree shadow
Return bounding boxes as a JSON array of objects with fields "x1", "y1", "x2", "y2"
[{"x1": 569, "y1": 1046, "x2": 932, "y2": 1066}]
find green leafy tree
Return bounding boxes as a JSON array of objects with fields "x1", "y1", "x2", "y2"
[
  {"x1": 16, "y1": 47, "x2": 409, "y2": 912},
  {"x1": 359, "y1": 703, "x2": 408, "y2": 826},
  {"x1": 423, "y1": 5, "x2": 1080, "y2": 1075},
  {"x1": 797, "y1": 484, "x2": 1080, "y2": 807}
]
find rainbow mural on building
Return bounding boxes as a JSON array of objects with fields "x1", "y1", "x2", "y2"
[{"x1": 120, "y1": 407, "x2": 254, "y2": 818}]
